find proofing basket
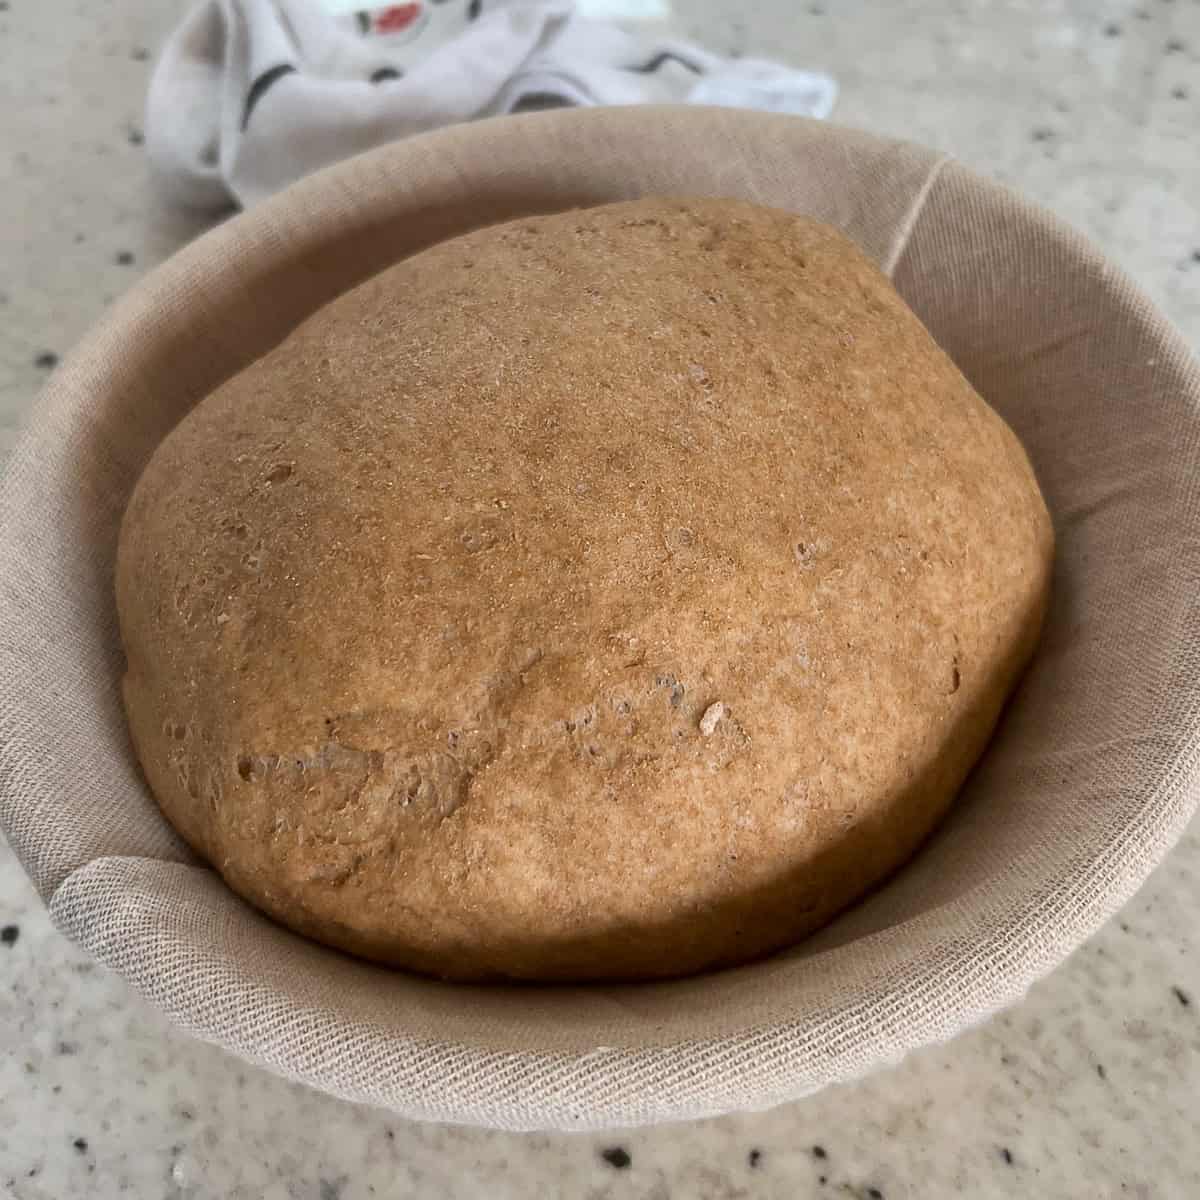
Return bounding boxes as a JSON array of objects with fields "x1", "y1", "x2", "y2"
[{"x1": 2, "y1": 107, "x2": 1199, "y2": 1131}]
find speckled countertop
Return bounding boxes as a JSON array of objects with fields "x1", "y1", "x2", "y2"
[{"x1": 2, "y1": 1, "x2": 1199, "y2": 1197}]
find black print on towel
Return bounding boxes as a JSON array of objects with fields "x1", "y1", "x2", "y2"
[
  {"x1": 628, "y1": 51, "x2": 704, "y2": 75},
  {"x1": 241, "y1": 63, "x2": 297, "y2": 130}
]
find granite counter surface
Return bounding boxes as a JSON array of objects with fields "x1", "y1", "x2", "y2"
[{"x1": 1, "y1": 0, "x2": 1198, "y2": 1195}]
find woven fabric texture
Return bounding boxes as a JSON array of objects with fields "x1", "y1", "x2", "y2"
[{"x1": 2, "y1": 107, "x2": 1198, "y2": 1130}]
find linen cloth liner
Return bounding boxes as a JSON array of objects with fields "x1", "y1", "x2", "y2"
[{"x1": 1, "y1": 107, "x2": 1198, "y2": 1130}]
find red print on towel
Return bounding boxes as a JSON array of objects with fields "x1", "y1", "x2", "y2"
[{"x1": 374, "y1": 4, "x2": 424, "y2": 34}]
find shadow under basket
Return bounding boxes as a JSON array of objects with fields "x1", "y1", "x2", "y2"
[{"x1": 2, "y1": 108, "x2": 1199, "y2": 1131}]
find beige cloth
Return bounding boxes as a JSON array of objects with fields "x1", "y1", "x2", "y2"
[{"x1": 1, "y1": 108, "x2": 1198, "y2": 1130}]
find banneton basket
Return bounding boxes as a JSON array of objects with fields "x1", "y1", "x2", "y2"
[{"x1": 2, "y1": 108, "x2": 1198, "y2": 1131}]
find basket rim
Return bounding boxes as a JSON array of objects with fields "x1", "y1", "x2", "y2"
[{"x1": 4, "y1": 105, "x2": 1200, "y2": 1129}]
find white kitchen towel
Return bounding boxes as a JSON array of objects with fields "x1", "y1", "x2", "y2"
[{"x1": 145, "y1": 0, "x2": 837, "y2": 209}]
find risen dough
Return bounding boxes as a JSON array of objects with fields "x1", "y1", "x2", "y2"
[{"x1": 117, "y1": 197, "x2": 1053, "y2": 981}]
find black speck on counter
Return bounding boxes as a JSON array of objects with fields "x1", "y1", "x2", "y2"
[
  {"x1": 1172, "y1": 985, "x2": 1191, "y2": 1007},
  {"x1": 1, "y1": 925, "x2": 18, "y2": 947},
  {"x1": 1166, "y1": 38, "x2": 1186, "y2": 54},
  {"x1": 116, "y1": 250, "x2": 135, "y2": 266},
  {"x1": 128, "y1": 128, "x2": 144, "y2": 146},
  {"x1": 56, "y1": 1041, "x2": 77, "y2": 1056},
  {"x1": 1001, "y1": 1147, "x2": 1015, "y2": 1165},
  {"x1": 33, "y1": 352, "x2": 58, "y2": 370},
  {"x1": 748, "y1": 1148, "x2": 763, "y2": 1168},
  {"x1": 1173, "y1": 86, "x2": 1189, "y2": 99},
  {"x1": 1096, "y1": 1062, "x2": 1108, "y2": 1079},
  {"x1": 1105, "y1": 22, "x2": 1121, "y2": 35},
  {"x1": 1031, "y1": 126, "x2": 1054, "y2": 142},
  {"x1": 811, "y1": 1145, "x2": 828, "y2": 1160},
  {"x1": 600, "y1": 1146, "x2": 632, "y2": 1169},
  {"x1": 868, "y1": 1189, "x2": 885, "y2": 1200},
  {"x1": 132, "y1": 46, "x2": 150, "y2": 61},
  {"x1": 818, "y1": 1176, "x2": 828, "y2": 1186},
  {"x1": 72, "y1": 1138, "x2": 88, "y2": 1154},
  {"x1": 1192, "y1": 250, "x2": 1200, "y2": 263}
]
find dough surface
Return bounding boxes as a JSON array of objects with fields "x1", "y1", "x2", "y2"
[{"x1": 117, "y1": 197, "x2": 1053, "y2": 981}]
